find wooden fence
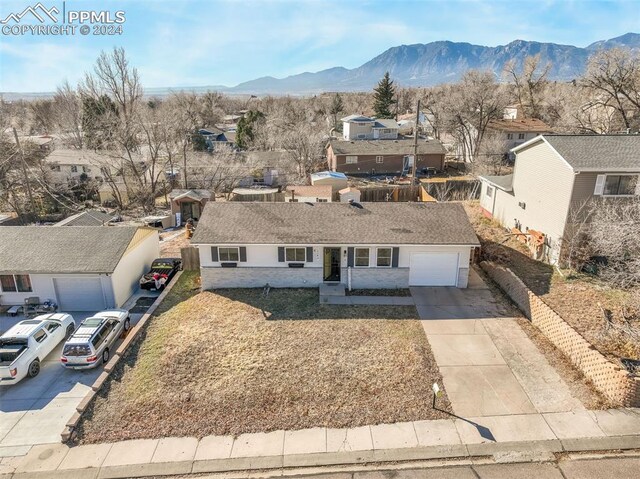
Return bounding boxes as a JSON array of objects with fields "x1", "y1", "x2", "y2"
[{"x1": 181, "y1": 246, "x2": 200, "y2": 271}]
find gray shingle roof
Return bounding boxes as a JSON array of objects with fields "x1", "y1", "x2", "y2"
[
  {"x1": 479, "y1": 174, "x2": 513, "y2": 191},
  {"x1": 329, "y1": 139, "x2": 446, "y2": 156},
  {"x1": 191, "y1": 202, "x2": 479, "y2": 246},
  {"x1": 55, "y1": 210, "x2": 114, "y2": 226},
  {"x1": 0, "y1": 226, "x2": 141, "y2": 274},
  {"x1": 543, "y1": 135, "x2": 640, "y2": 171}
]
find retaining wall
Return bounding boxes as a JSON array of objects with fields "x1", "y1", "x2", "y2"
[{"x1": 481, "y1": 261, "x2": 640, "y2": 407}]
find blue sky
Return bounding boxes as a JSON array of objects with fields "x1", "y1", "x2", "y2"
[{"x1": 0, "y1": 0, "x2": 638, "y2": 92}]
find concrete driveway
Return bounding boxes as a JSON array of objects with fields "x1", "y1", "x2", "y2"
[
  {"x1": 415, "y1": 268, "x2": 584, "y2": 418},
  {"x1": 0, "y1": 290, "x2": 158, "y2": 455}
]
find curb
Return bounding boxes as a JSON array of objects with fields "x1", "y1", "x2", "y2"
[
  {"x1": 4, "y1": 434, "x2": 640, "y2": 479},
  {"x1": 60, "y1": 271, "x2": 184, "y2": 442}
]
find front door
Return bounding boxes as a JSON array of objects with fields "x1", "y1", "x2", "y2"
[{"x1": 323, "y1": 247, "x2": 341, "y2": 282}]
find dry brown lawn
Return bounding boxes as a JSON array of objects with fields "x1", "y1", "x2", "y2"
[
  {"x1": 464, "y1": 201, "x2": 639, "y2": 361},
  {"x1": 76, "y1": 272, "x2": 450, "y2": 444}
]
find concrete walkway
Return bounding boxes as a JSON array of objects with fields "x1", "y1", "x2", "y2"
[{"x1": 1, "y1": 409, "x2": 638, "y2": 478}]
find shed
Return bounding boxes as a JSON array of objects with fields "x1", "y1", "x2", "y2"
[
  {"x1": 338, "y1": 187, "x2": 361, "y2": 203},
  {"x1": 310, "y1": 171, "x2": 348, "y2": 192},
  {"x1": 169, "y1": 189, "x2": 211, "y2": 226}
]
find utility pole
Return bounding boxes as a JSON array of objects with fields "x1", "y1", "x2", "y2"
[
  {"x1": 411, "y1": 100, "x2": 420, "y2": 201},
  {"x1": 12, "y1": 127, "x2": 37, "y2": 219}
]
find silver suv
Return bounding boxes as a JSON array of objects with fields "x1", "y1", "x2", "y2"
[{"x1": 61, "y1": 310, "x2": 130, "y2": 369}]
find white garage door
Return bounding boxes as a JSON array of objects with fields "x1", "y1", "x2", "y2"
[
  {"x1": 53, "y1": 277, "x2": 107, "y2": 311},
  {"x1": 409, "y1": 253, "x2": 459, "y2": 286}
]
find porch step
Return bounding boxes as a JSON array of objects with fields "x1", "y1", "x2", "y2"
[{"x1": 319, "y1": 284, "x2": 346, "y2": 297}]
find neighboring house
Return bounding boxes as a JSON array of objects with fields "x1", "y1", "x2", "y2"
[
  {"x1": 327, "y1": 139, "x2": 446, "y2": 175},
  {"x1": 0, "y1": 226, "x2": 159, "y2": 311},
  {"x1": 479, "y1": 134, "x2": 640, "y2": 263},
  {"x1": 397, "y1": 111, "x2": 436, "y2": 136},
  {"x1": 44, "y1": 149, "x2": 116, "y2": 185},
  {"x1": 487, "y1": 118, "x2": 553, "y2": 159},
  {"x1": 198, "y1": 128, "x2": 235, "y2": 150},
  {"x1": 341, "y1": 115, "x2": 399, "y2": 140},
  {"x1": 169, "y1": 189, "x2": 211, "y2": 225},
  {"x1": 191, "y1": 202, "x2": 479, "y2": 289},
  {"x1": 54, "y1": 210, "x2": 115, "y2": 227},
  {"x1": 284, "y1": 185, "x2": 333, "y2": 203}
]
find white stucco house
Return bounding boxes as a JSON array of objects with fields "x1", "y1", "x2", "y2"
[
  {"x1": 191, "y1": 202, "x2": 480, "y2": 289},
  {"x1": 0, "y1": 226, "x2": 160, "y2": 311},
  {"x1": 284, "y1": 185, "x2": 333, "y2": 203}
]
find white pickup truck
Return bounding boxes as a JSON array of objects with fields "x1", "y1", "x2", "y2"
[{"x1": 0, "y1": 313, "x2": 76, "y2": 384}]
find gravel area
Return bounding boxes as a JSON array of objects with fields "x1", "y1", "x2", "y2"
[{"x1": 75, "y1": 273, "x2": 451, "y2": 443}]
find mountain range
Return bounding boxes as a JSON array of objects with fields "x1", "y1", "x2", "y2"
[
  {"x1": 216, "y1": 32, "x2": 640, "y2": 95},
  {"x1": 3, "y1": 33, "x2": 640, "y2": 100}
]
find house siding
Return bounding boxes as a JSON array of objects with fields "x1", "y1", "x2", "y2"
[
  {"x1": 484, "y1": 139, "x2": 575, "y2": 261},
  {"x1": 332, "y1": 153, "x2": 445, "y2": 175},
  {"x1": 111, "y1": 231, "x2": 160, "y2": 307}
]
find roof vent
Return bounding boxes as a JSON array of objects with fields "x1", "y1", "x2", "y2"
[{"x1": 348, "y1": 199, "x2": 364, "y2": 209}]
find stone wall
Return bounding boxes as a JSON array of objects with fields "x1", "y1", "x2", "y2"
[
  {"x1": 201, "y1": 266, "x2": 323, "y2": 289},
  {"x1": 349, "y1": 268, "x2": 410, "y2": 289},
  {"x1": 481, "y1": 261, "x2": 640, "y2": 407}
]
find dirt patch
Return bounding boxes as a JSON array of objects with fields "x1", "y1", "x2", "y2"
[
  {"x1": 160, "y1": 230, "x2": 190, "y2": 258},
  {"x1": 75, "y1": 273, "x2": 451, "y2": 443},
  {"x1": 464, "y1": 201, "x2": 639, "y2": 362}
]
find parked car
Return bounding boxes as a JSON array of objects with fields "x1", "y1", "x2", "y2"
[
  {"x1": 139, "y1": 257, "x2": 182, "y2": 290},
  {"x1": 0, "y1": 313, "x2": 76, "y2": 383},
  {"x1": 61, "y1": 310, "x2": 130, "y2": 369}
]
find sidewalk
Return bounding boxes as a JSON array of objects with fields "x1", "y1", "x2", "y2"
[{"x1": 1, "y1": 408, "x2": 639, "y2": 478}]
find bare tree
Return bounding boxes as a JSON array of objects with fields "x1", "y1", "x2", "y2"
[
  {"x1": 53, "y1": 80, "x2": 84, "y2": 149},
  {"x1": 503, "y1": 55, "x2": 551, "y2": 118},
  {"x1": 583, "y1": 48, "x2": 640, "y2": 131}
]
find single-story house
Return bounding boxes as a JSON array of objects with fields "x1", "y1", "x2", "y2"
[
  {"x1": 327, "y1": 139, "x2": 446, "y2": 175},
  {"x1": 54, "y1": 209, "x2": 115, "y2": 227},
  {"x1": 284, "y1": 185, "x2": 333, "y2": 203},
  {"x1": 191, "y1": 202, "x2": 479, "y2": 289},
  {"x1": 0, "y1": 226, "x2": 159, "y2": 311},
  {"x1": 479, "y1": 134, "x2": 640, "y2": 263},
  {"x1": 169, "y1": 189, "x2": 211, "y2": 225}
]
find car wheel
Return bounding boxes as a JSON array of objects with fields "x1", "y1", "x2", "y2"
[
  {"x1": 102, "y1": 348, "x2": 110, "y2": 364},
  {"x1": 124, "y1": 318, "x2": 131, "y2": 332},
  {"x1": 65, "y1": 324, "x2": 75, "y2": 339},
  {"x1": 28, "y1": 359, "x2": 40, "y2": 378}
]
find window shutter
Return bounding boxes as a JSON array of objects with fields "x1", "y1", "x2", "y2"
[
  {"x1": 278, "y1": 247, "x2": 285, "y2": 262},
  {"x1": 239, "y1": 247, "x2": 247, "y2": 262},
  {"x1": 594, "y1": 174, "x2": 606, "y2": 195},
  {"x1": 211, "y1": 247, "x2": 218, "y2": 262},
  {"x1": 347, "y1": 247, "x2": 354, "y2": 267},
  {"x1": 392, "y1": 247, "x2": 400, "y2": 267},
  {"x1": 306, "y1": 247, "x2": 313, "y2": 262}
]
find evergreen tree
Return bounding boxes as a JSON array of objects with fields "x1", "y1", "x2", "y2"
[
  {"x1": 373, "y1": 72, "x2": 396, "y2": 119},
  {"x1": 329, "y1": 93, "x2": 344, "y2": 130},
  {"x1": 235, "y1": 110, "x2": 265, "y2": 149}
]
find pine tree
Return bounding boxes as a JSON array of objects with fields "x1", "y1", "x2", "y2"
[
  {"x1": 329, "y1": 93, "x2": 344, "y2": 129},
  {"x1": 373, "y1": 72, "x2": 396, "y2": 119}
]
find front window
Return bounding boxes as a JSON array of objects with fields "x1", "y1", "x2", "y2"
[
  {"x1": 518, "y1": 133, "x2": 525, "y2": 139},
  {"x1": 355, "y1": 248, "x2": 369, "y2": 267},
  {"x1": 376, "y1": 156, "x2": 384, "y2": 164},
  {"x1": 346, "y1": 156, "x2": 358, "y2": 164},
  {"x1": 50, "y1": 165, "x2": 60, "y2": 172},
  {"x1": 70, "y1": 165, "x2": 78, "y2": 173},
  {"x1": 219, "y1": 247, "x2": 239, "y2": 262},
  {"x1": 604, "y1": 175, "x2": 638, "y2": 196},
  {"x1": 507, "y1": 133, "x2": 513, "y2": 140},
  {"x1": 285, "y1": 247, "x2": 306, "y2": 262},
  {"x1": 376, "y1": 248, "x2": 392, "y2": 267},
  {"x1": 0, "y1": 274, "x2": 32, "y2": 293},
  {"x1": 33, "y1": 329, "x2": 47, "y2": 343}
]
